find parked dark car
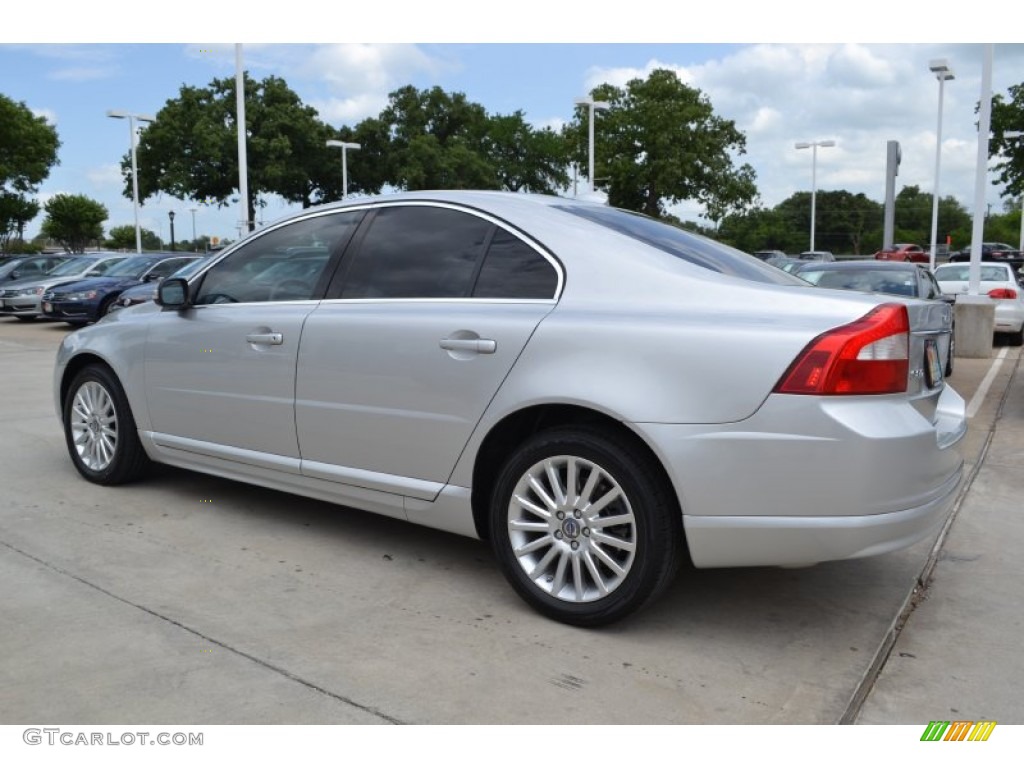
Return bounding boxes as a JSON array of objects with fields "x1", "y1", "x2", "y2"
[
  {"x1": 793, "y1": 260, "x2": 955, "y2": 375},
  {"x1": 40, "y1": 254, "x2": 200, "y2": 325},
  {"x1": 948, "y1": 242, "x2": 1023, "y2": 272},
  {"x1": 109, "y1": 255, "x2": 216, "y2": 313}
]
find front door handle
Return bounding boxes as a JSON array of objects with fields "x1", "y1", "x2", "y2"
[
  {"x1": 439, "y1": 338, "x2": 497, "y2": 354},
  {"x1": 246, "y1": 332, "x2": 284, "y2": 346}
]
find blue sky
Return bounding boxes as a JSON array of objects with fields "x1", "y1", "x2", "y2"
[{"x1": 3, "y1": 5, "x2": 1022, "y2": 246}]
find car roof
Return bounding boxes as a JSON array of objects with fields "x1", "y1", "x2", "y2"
[{"x1": 796, "y1": 260, "x2": 920, "y2": 271}]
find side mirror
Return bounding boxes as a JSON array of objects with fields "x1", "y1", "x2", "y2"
[{"x1": 156, "y1": 277, "x2": 189, "y2": 309}]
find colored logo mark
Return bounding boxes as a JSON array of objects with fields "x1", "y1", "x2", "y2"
[{"x1": 920, "y1": 720, "x2": 996, "y2": 742}]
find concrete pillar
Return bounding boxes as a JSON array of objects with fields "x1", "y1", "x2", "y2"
[{"x1": 953, "y1": 295, "x2": 995, "y2": 358}]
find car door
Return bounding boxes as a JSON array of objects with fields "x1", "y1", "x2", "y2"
[
  {"x1": 142, "y1": 210, "x2": 363, "y2": 472},
  {"x1": 294, "y1": 203, "x2": 562, "y2": 499}
]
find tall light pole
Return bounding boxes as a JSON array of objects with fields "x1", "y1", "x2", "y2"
[
  {"x1": 574, "y1": 97, "x2": 610, "y2": 194},
  {"x1": 928, "y1": 59, "x2": 955, "y2": 270},
  {"x1": 326, "y1": 140, "x2": 361, "y2": 200},
  {"x1": 1005, "y1": 131, "x2": 1024, "y2": 253},
  {"x1": 106, "y1": 109, "x2": 156, "y2": 253},
  {"x1": 794, "y1": 140, "x2": 836, "y2": 252},
  {"x1": 189, "y1": 207, "x2": 198, "y2": 251},
  {"x1": 168, "y1": 210, "x2": 176, "y2": 252}
]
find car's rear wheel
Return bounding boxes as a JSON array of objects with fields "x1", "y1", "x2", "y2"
[
  {"x1": 63, "y1": 365, "x2": 150, "y2": 485},
  {"x1": 489, "y1": 426, "x2": 682, "y2": 626}
]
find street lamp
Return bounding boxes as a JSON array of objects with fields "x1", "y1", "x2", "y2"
[
  {"x1": 928, "y1": 59, "x2": 955, "y2": 270},
  {"x1": 326, "y1": 140, "x2": 361, "y2": 199},
  {"x1": 794, "y1": 140, "x2": 836, "y2": 252},
  {"x1": 189, "y1": 207, "x2": 198, "y2": 251},
  {"x1": 106, "y1": 109, "x2": 156, "y2": 253},
  {"x1": 1005, "y1": 130, "x2": 1024, "y2": 253},
  {"x1": 574, "y1": 97, "x2": 610, "y2": 194},
  {"x1": 168, "y1": 210, "x2": 176, "y2": 252}
]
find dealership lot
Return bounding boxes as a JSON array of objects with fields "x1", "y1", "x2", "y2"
[{"x1": 0, "y1": 316, "x2": 1019, "y2": 724}]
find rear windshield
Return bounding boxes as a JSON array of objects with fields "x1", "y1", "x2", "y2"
[
  {"x1": 799, "y1": 267, "x2": 917, "y2": 296},
  {"x1": 555, "y1": 204, "x2": 804, "y2": 286}
]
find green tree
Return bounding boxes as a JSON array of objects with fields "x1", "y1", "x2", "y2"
[
  {"x1": 40, "y1": 194, "x2": 107, "y2": 253},
  {"x1": 376, "y1": 85, "x2": 493, "y2": 190},
  {"x1": 128, "y1": 74, "x2": 334, "y2": 232},
  {"x1": 106, "y1": 224, "x2": 161, "y2": 251},
  {"x1": 0, "y1": 93, "x2": 61, "y2": 196},
  {"x1": 0, "y1": 192, "x2": 40, "y2": 252},
  {"x1": 990, "y1": 83, "x2": 1024, "y2": 200},
  {"x1": 565, "y1": 69, "x2": 757, "y2": 220},
  {"x1": 774, "y1": 191, "x2": 883, "y2": 255},
  {"x1": 484, "y1": 111, "x2": 570, "y2": 193}
]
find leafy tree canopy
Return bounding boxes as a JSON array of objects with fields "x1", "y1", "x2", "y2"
[
  {"x1": 0, "y1": 192, "x2": 41, "y2": 251},
  {"x1": 990, "y1": 83, "x2": 1024, "y2": 200},
  {"x1": 0, "y1": 93, "x2": 61, "y2": 195},
  {"x1": 106, "y1": 224, "x2": 161, "y2": 251},
  {"x1": 129, "y1": 74, "x2": 333, "y2": 232},
  {"x1": 41, "y1": 193, "x2": 107, "y2": 253},
  {"x1": 565, "y1": 69, "x2": 757, "y2": 219}
]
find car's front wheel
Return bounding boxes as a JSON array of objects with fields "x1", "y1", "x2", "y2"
[
  {"x1": 489, "y1": 426, "x2": 683, "y2": 626},
  {"x1": 63, "y1": 364, "x2": 150, "y2": 485}
]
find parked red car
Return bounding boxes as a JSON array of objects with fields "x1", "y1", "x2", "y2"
[{"x1": 874, "y1": 244, "x2": 928, "y2": 263}]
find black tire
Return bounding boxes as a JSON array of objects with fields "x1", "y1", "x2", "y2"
[
  {"x1": 99, "y1": 296, "x2": 118, "y2": 317},
  {"x1": 489, "y1": 425, "x2": 683, "y2": 627},
  {"x1": 63, "y1": 364, "x2": 150, "y2": 485},
  {"x1": 15, "y1": 315, "x2": 37, "y2": 322},
  {"x1": 1011, "y1": 326, "x2": 1024, "y2": 347}
]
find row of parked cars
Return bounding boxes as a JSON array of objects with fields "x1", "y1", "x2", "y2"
[
  {"x1": 0, "y1": 252, "x2": 202, "y2": 324},
  {"x1": 750, "y1": 249, "x2": 1024, "y2": 351}
]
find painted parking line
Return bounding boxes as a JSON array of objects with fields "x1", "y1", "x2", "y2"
[{"x1": 966, "y1": 347, "x2": 1010, "y2": 419}]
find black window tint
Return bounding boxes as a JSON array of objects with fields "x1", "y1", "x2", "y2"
[
  {"x1": 195, "y1": 211, "x2": 361, "y2": 304},
  {"x1": 473, "y1": 229, "x2": 558, "y2": 299},
  {"x1": 341, "y1": 207, "x2": 490, "y2": 299}
]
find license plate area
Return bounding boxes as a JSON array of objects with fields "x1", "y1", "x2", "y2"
[{"x1": 925, "y1": 338, "x2": 943, "y2": 389}]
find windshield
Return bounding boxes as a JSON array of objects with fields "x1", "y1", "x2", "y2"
[
  {"x1": 104, "y1": 256, "x2": 161, "y2": 278},
  {"x1": 48, "y1": 257, "x2": 99, "y2": 276},
  {"x1": 555, "y1": 205, "x2": 804, "y2": 286}
]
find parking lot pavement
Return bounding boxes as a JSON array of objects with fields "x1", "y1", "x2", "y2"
[
  {"x1": 856, "y1": 345, "x2": 1024, "y2": 725},
  {"x1": 0, "y1": 317, "x2": 1019, "y2": 725}
]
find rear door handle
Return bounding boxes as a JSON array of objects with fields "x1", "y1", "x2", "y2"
[
  {"x1": 246, "y1": 332, "x2": 284, "y2": 346},
  {"x1": 439, "y1": 338, "x2": 497, "y2": 354}
]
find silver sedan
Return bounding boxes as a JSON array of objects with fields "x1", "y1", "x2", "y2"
[{"x1": 53, "y1": 192, "x2": 966, "y2": 626}]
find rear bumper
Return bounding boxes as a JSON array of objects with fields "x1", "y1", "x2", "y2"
[
  {"x1": 682, "y1": 466, "x2": 961, "y2": 567},
  {"x1": 635, "y1": 384, "x2": 967, "y2": 569}
]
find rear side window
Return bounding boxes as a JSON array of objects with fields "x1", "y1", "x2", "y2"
[
  {"x1": 340, "y1": 206, "x2": 491, "y2": 299},
  {"x1": 472, "y1": 229, "x2": 558, "y2": 299}
]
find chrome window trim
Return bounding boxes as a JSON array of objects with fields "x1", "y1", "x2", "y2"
[{"x1": 189, "y1": 200, "x2": 566, "y2": 303}]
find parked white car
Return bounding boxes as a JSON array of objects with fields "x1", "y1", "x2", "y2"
[{"x1": 933, "y1": 263, "x2": 1024, "y2": 345}]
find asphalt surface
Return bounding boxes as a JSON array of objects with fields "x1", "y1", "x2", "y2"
[{"x1": 0, "y1": 315, "x2": 1020, "y2": 727}]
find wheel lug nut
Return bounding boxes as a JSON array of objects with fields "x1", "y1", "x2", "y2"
[
  {"x1": 583, "y1": 528, "x2": 590, "y2": 537},
  {"x1": 556, "y1": 511, "x2": 565, "y2": 520},
  {"x1": 554, "y1": 531, "x2": 563, "y2": 540},
  {"x1": 570, "y1": 541, "x2": 579, "y2": 551},
  {"x1": 573, "y1": 510, "x2": 581, "y2": 519}
]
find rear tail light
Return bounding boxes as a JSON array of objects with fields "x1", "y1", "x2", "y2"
[
  {"x1": 774, "y1": 303, "x2": 910, "y2": 395},
  {"x1": 988, "y1": 288, "x2": 1018, "y2": 300}
]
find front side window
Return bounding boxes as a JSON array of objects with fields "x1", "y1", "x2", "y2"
[
  {"x1": 194, "y1": 211, "x2": 362, "y2": 304},
  {"x1": 339, "y1": 206, "x2": 491, "y2": 299}
]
